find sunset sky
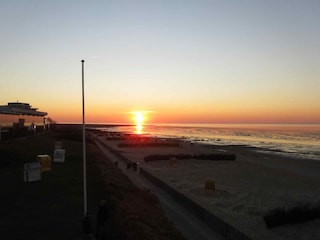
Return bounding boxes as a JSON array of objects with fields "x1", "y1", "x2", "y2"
[{"x1": 1, "y1": 0, "x2": 319, "y2": 124}]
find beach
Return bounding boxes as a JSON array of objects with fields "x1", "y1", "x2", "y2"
[{"x1": 94, "y1": 130, "x2": 320, "y2": 240}]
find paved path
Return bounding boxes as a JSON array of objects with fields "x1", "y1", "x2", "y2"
[{"x1": 93, "y1": 135, "x2": 225, "y2": 240}]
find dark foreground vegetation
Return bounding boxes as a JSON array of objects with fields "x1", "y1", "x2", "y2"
[
  {"x1": 0, "y1": 125, "x2": 185, "y2": 240},
  {"x1": 264, "y1": 202, "x2": 320, "y2": 229}
]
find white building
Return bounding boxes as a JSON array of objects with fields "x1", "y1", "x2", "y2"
[{"x1": 0, "y1": 102, "x2": 47, "y2": 130}]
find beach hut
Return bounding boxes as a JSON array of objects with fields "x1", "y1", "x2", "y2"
[
  {"x1": 53, "y1": 149, "x2": 65, "y2": 163},
  {"x1": 24, "y1": 162, "x2": 41, "y2": 182}
]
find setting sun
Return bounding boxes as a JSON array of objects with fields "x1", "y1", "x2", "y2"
[
  {"x1": 134, "y1": 112, "x2": 145, "y2": 125},
  {"x1": 130, "y1": 110, "x2": 154, "y2": 125}
]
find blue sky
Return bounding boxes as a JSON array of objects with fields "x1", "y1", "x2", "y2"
[{"x1": 1, "y1": 0, "x2": 319, "y2": 123}]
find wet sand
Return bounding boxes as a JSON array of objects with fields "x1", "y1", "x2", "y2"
[{"x1": 94, "y1": 131, "x2": 320, "y2": 240}]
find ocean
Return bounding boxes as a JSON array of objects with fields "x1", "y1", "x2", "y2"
[{"x1": 96, "y1": 124, "x2": 320, "y2": 161}]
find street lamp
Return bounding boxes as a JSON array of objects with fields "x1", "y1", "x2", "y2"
[{"x1": 81, "y1": 59, "x2": 87, "y2": 215}]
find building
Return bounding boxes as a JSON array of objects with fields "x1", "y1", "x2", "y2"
[{"x1": 0, "y1": 102, "x2": 47, "y2": 130}]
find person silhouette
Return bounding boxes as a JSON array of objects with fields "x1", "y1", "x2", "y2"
[
  {"x1": 83, "y1": 211, "x2": 95, "y2": 240},
  {"x1": 96, "y1": 200, "x2": 109, "y2": 240}
]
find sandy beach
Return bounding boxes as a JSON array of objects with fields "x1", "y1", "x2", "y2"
[{"x1": 94, "y1": 131, "x2": 320, "y2": 240}]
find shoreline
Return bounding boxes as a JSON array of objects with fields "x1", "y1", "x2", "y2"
[
  {"x1": 91, "y1": 129, "x2": 320, "y2": 240},
  {"x1": 57, "y1": 123, "x2": 320, "y2": 161},
  {"x1": 85, "y1": 123, "x2": 320, "y2": 161}
]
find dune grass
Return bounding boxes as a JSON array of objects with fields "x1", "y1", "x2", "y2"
[
  {"x1": 0, "y1": 130, "x2": 84, "y2": 239},
  {"x1": 0, "y1": 125, "x2": 185, "y2": 240}
]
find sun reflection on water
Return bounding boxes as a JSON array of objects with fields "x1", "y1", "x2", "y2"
[{"x1": 135, "y1": 123, "x2": 143, "y2": 134}]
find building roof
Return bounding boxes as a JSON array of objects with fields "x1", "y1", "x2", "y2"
[{"x1": 0, "y1": 102, "x2": 47, "y2": 117}]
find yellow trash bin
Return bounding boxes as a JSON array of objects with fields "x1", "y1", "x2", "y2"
[
  {"x1": 205, "y1": 179, "x2": 215, "y2": 191},
  {"x1": 37, "y1": 155, "x2": 52, "y2": 172}
]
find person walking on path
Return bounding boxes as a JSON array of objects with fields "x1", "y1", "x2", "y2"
[
  {"x1": 83, "y1": 211, "x2": 96, "y2": 240},
  {"x1": 96, "y1": 200, "x2": 110, "y2": 240}
]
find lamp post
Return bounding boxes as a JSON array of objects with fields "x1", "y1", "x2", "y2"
[{"x1": 81, "y1": 59, "x2": 87, "y2": 215}]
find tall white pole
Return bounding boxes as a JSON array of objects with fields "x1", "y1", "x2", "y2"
[{"x1": 81, "y1": 59, "x2": 87, "y2": 215}]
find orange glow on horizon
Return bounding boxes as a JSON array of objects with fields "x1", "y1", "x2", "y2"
[{"x1": 46, "y1": 103, "x2": 320, "y2": 125}]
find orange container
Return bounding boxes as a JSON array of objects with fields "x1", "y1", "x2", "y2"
[{"x1": 37, "y1": 155, "x2": 51, "y2": 172}]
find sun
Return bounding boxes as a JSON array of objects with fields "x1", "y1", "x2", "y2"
[
  {"x1": 129, "y1": 110, "x2": 154, "y2": 126},
  {"x1": 134, "y1": 111, "x2": 145, "y2": 125}
]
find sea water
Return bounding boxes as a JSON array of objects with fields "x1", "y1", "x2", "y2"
[{"x1": 99, "y1": 124, "x2": 320, "y2": 161}]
